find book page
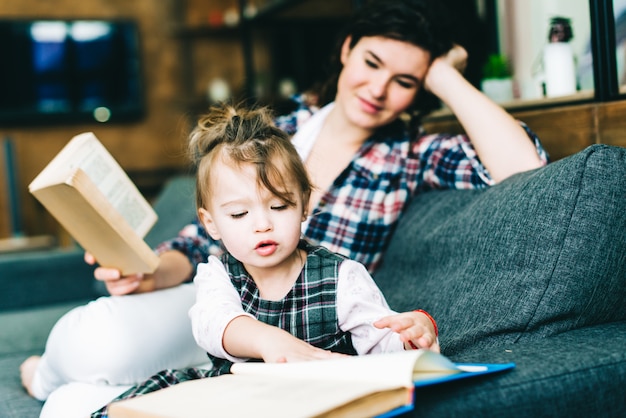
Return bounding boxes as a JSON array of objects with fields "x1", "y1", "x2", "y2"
[
  {"x1": 108, "y1": 353, "x2": 514, "y2": 418},
  {"x1": 108, "y1": 373, "x2": 411, "y2": 418},
  {"x1": 30, "y1": 132, "x2": 156, "y2": 237},
  {"x1": 76, "y1": 149, "x2": 154, "y2": 236},
  {"x1": 231, "y1": 350, "x2": 458, "y2": 389}
]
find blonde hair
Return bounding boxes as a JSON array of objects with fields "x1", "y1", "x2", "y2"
[{"x1": 188, "y1": 103, "x2": 312, "y2": 214}]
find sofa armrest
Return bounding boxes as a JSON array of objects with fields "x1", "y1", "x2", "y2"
[
  {"x1": 0, "y1": 248, "x2": 96, "y2": 311},
  {"x1": 0, "y1": 176, "x2": 197, "y2": 312},
  {"x1": 144, "y1": 175, "x2": 196, "y2": 248}
]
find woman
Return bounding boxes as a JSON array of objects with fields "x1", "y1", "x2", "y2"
[
  {"x1": 92, "y1": 102, "x2": 442, "y2": 417},
  {"x1": 21, "y1": 1, "x2": 547, "y2": 416}
]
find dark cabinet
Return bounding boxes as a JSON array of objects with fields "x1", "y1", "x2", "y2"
[{"x1": 175, "y1": 0, "x2": 354, "y2": 119}]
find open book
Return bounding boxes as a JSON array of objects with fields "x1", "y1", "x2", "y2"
[
  {"x1": 29, "y1": 132, "x2": 159, "y2": 275},
  {"x1": 108, "y1": 350, "x2": 515, "y2": 418}
]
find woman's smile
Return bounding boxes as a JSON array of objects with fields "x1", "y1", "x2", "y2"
[{"x1": 358, "y1": 96, "x2": 383, "y2": 114}]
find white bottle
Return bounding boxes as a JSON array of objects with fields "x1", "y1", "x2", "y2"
[{"x1": 543, "y1": 17, "x2": 577, "y2": 97}]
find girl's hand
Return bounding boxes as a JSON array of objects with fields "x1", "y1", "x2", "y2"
[
  {"x1": 84, "y1": 252, "x2": 146, "y2": 295},
  {"x1": 260, "y1": 329, "x2": 347, "y2": 363},
  {"x1": 374, "y1": 311, "x2": 440, "y2": 353}
]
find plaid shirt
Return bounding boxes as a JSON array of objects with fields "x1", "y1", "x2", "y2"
[{"x1": 157, "y1": 95, "x2": 548, "y2": 273}]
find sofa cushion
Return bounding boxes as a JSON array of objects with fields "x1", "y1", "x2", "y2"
[
  {"x1": 409, "y1": 321, "x2": 626, "y2": 417},
  {"x1": 373, "y1": 144, "x2": 626, "y2": 356}
]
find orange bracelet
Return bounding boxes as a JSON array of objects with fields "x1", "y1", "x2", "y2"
[
  {"x1": 407, "y1": 309, "x2": 439, "y2": 350},
  {"x1": 414, "y1": 309, "x2": 438, "y2": 336}
]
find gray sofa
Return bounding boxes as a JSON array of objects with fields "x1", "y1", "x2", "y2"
[
  {"x1": 1, "y1": 144, "x2": 624, "y2": 417},
  {"x1": 0, "y1": 176, "x2": 198, "y2": 418}
]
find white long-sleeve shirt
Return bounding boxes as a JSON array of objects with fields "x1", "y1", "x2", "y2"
[{"x1": 189, "y1": 255, "x2": 405, "y2": 363}]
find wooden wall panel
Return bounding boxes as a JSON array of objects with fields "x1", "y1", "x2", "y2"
[
  {"x1": 597, "y1": 101, "x2": 626, "y2": 149},
  {"x1": 0, "y1": 142, "x2": 8, "y2": 238},
  {"x1": 424, "y1": 101, "x2": 626, "y2": 164},
  {"x1": 512, "y1": 104, "x2": 596, "y2": 162},
  {"x1": 0, "y1": 0, "x2": 190, "y2": 241}
]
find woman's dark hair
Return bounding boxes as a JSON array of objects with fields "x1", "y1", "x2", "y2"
[{"x1": 318, "y1": 0, "x2": 454, "y2": 130}]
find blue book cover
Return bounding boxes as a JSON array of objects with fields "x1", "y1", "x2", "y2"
[{"x1": 377, "y1": 362, "x2": 516, "y2": 418}]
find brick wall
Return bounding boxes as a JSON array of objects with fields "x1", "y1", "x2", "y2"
[{"x1": 0, "y1": 0, "x2": 201, "y2": 241}]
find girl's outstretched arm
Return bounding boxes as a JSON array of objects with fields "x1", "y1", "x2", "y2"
[{"x1": 223, "y1": 316, "x2": 346, "y2": 363}]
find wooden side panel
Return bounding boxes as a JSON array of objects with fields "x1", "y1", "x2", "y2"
[
  {"x1": 424, "y1": 103, "x2": 601, "y2": 162},
  {"x1": 597, "y1": 101, "x2": 626, "y2": 149},
  {"x1": 512, "y1": 104, "x2": 596, "y2": 161}
]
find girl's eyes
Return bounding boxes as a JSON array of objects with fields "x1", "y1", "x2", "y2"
[
  {"x1": 271, "y1": 204, "x2": 288, "y2": 211},
  {"x1": 229, "y1": 204, "x2": 288, "y2": 218}
]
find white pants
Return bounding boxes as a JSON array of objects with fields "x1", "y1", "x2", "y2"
[{"x1": 32, "y1": 283, "x2": 209, "y2": 418}]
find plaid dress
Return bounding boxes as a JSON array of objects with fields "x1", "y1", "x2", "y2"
[{"x1": 91, "y1": 241, "x2": 357, "y2": 418}]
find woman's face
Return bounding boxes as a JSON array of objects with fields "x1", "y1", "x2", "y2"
[{"x1": 336, "y1": 36, "x2": 431, "y2": 131}]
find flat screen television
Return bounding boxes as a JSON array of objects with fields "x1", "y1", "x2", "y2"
[{"x1": 0, "y1": 19, "x2": 145, "y2": 127}]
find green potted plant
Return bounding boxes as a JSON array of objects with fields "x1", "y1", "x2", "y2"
[{"x1": 480, "y1": 54, "x2": 514, "y2": 103}]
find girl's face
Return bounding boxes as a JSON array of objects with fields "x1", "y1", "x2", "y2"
[
  {"x1": 199, "y1": 159, "x2": 305, "y2": 272},
  {"x1": 336, "y1": 36, "x2": 431, "y2": 131}
]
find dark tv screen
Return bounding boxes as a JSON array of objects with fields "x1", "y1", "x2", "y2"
[{"x1": 0, "y1": 19, "x2": 144, "y2": 126}]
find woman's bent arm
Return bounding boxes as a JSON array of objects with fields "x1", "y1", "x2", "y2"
[{"x1": 425, "y1": 46, "x2": 544, "y2": 182}]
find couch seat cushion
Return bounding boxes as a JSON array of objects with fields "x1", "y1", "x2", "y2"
[{"x1": 374, "y1": 144, "x2": 626, "y2": 356}]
